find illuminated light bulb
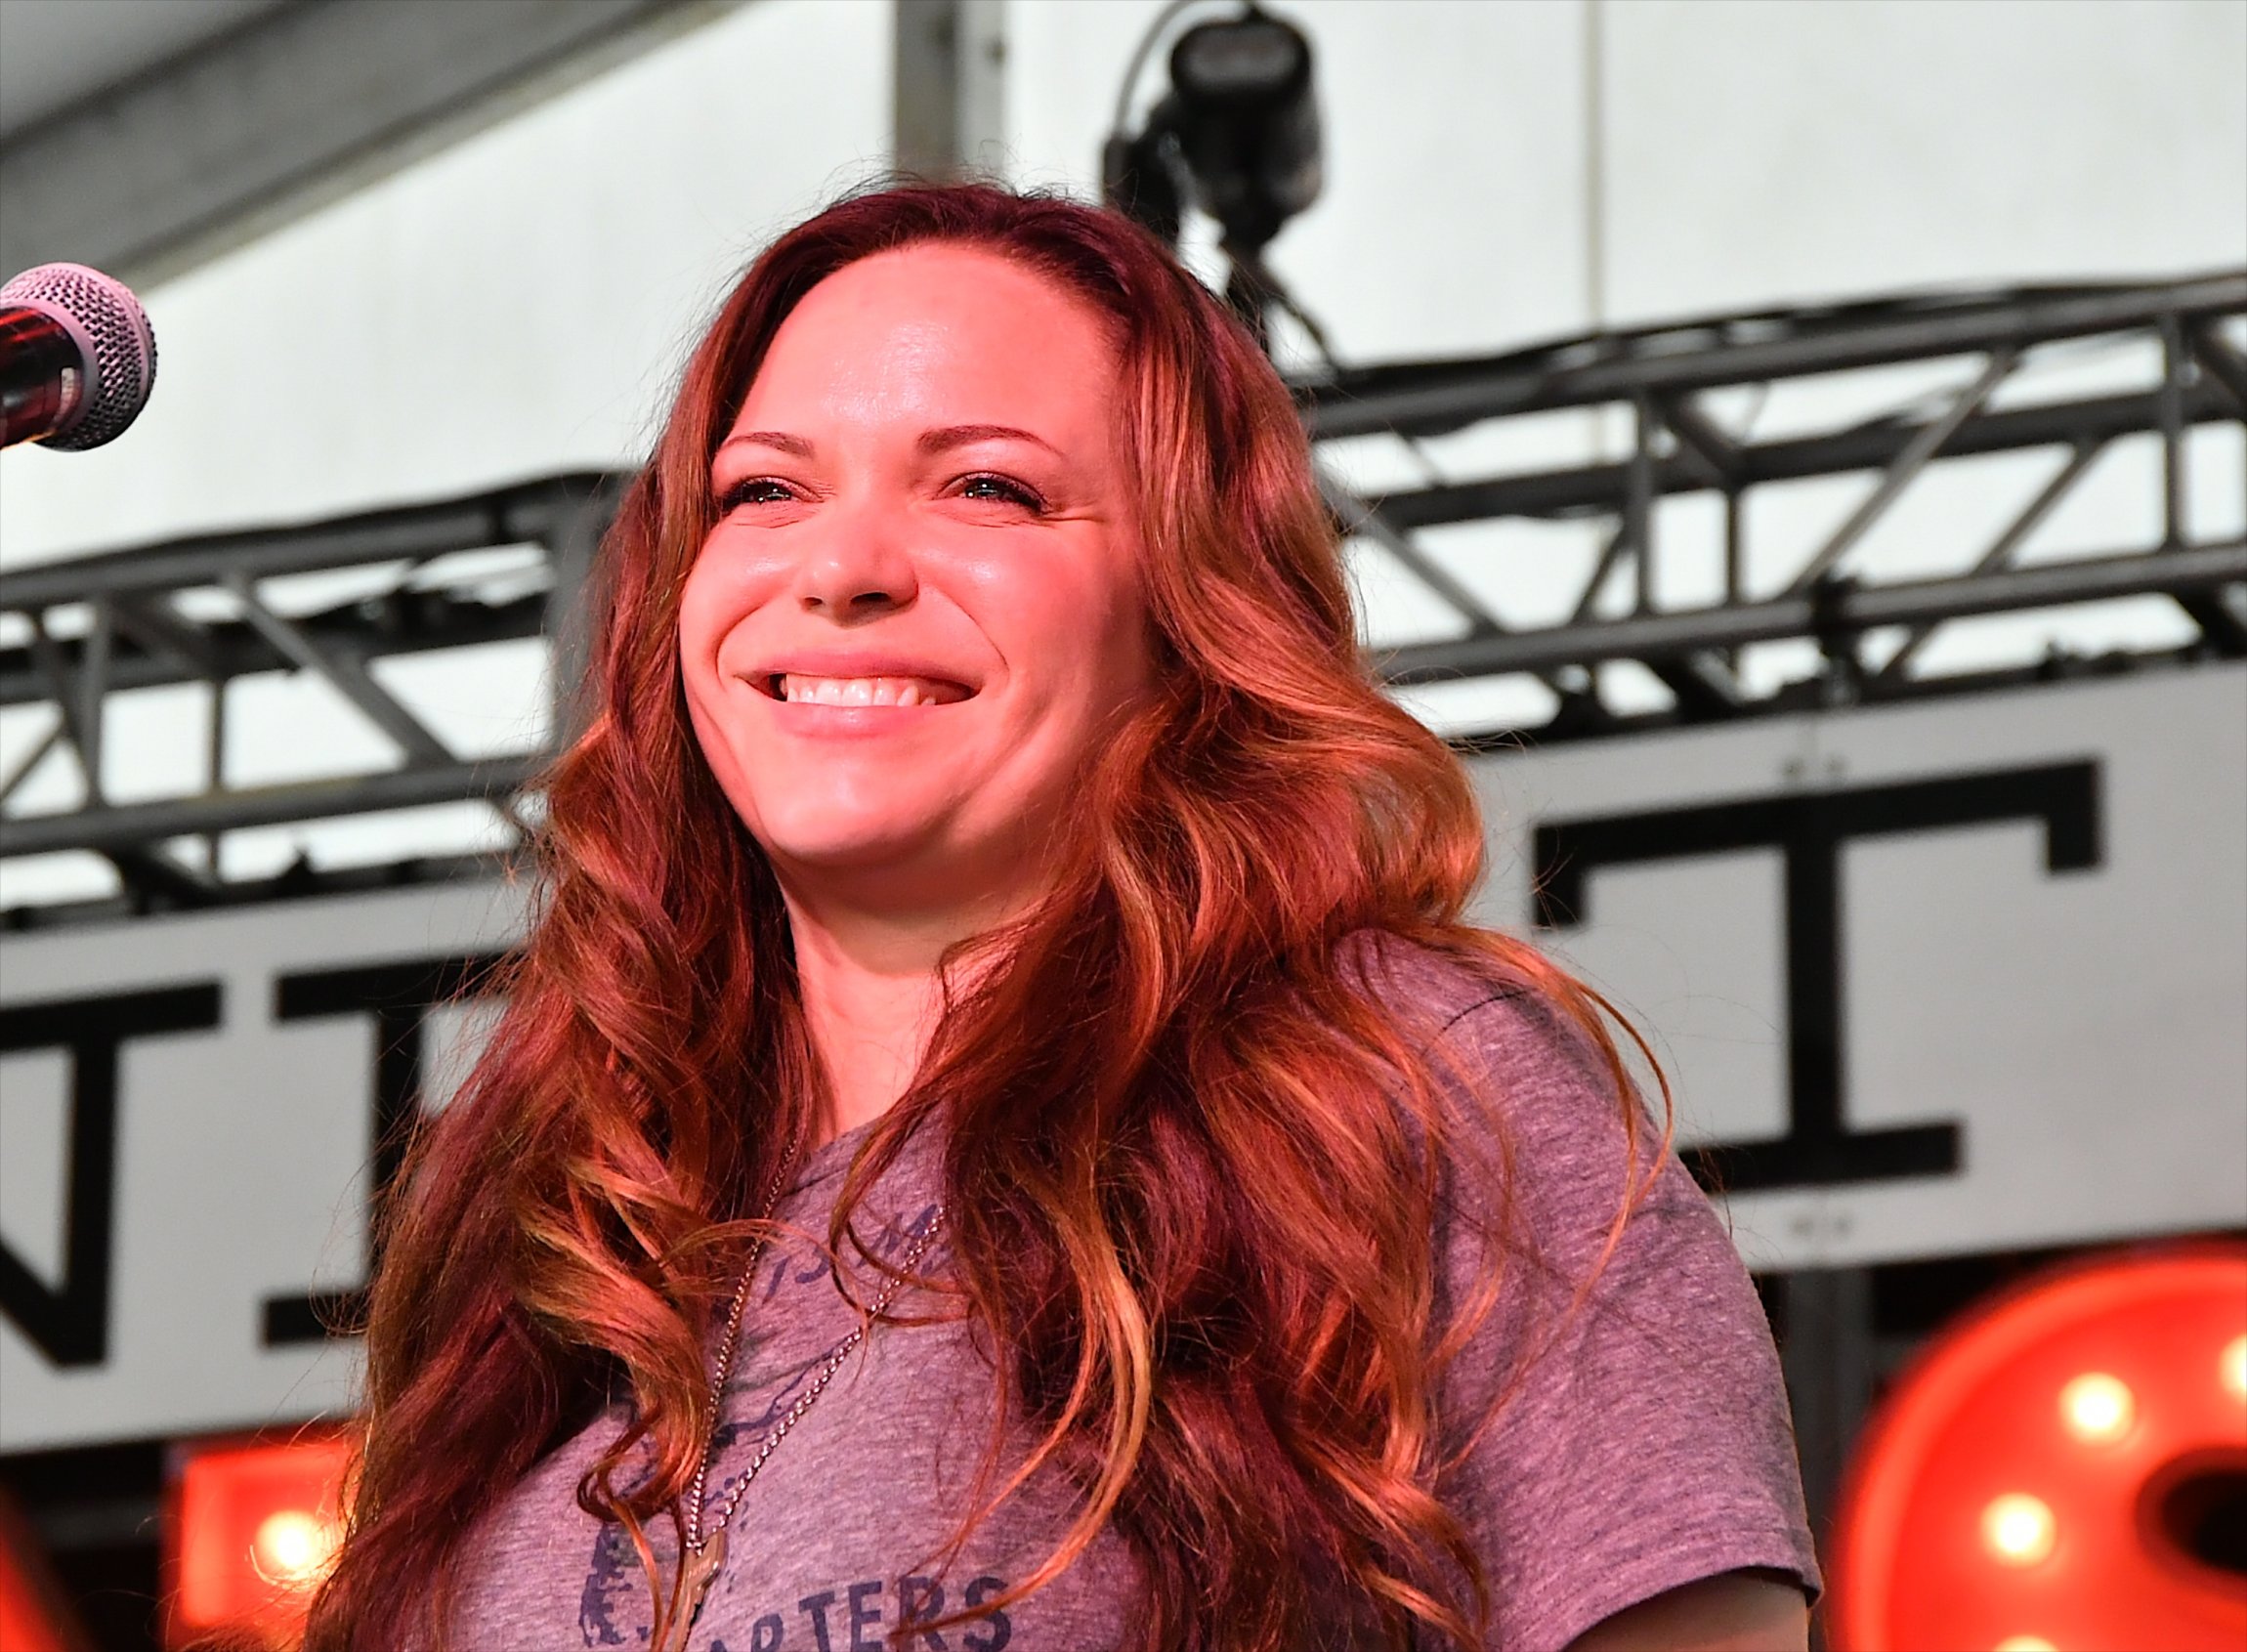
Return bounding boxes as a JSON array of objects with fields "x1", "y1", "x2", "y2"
[
  {"x1": 1993, "y1": 1638, "x2": 2057, "y2": 1652},
  {"x1": 2057, "y1": 1372, "x2": 2134, "y2": 1442},
  {"x1": 253, "y1": 1508, "x2": 341, "y2": 1588},
  {"x1": 2225, "y1": 1334, "x2": 2246, "y2": 1402},
  {"x1": 1980, "y1": 1493, "x2": 2056, "y2": 1566}
]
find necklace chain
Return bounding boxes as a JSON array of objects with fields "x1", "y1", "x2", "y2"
[{"x1": 680, "y1": 1135, "x2": 946, "y2": 1555}]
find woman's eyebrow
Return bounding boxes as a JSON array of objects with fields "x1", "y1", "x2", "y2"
[
  {"x1": 714, "y1": 424, "x2": 1063, "y2": 461},
  {"x1": 917, "y1": 423, "x2": 1063, "y2": 458},
  {"x1": 718, "y1": 430, "x2": 814, "y2": 458}
]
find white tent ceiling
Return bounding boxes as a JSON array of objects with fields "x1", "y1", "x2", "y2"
[{"x1": 0, "y1": 0, "x2": 289, "y2": 138}]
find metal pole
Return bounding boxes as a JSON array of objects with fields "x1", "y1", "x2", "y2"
[
  {"x1": 1584, "y1": 0, "x2": 1606, "y2": 335},
  {"x1": 1629, "y1": 393, "x2": 1657, "y2": 614},
  {"x1": 1300, "y1": 274, "x2": 2247, "y2": 443},
  {"x1": 1723, "y1": 487, "x2": 1744, "y2": 659},
  {"x1": 2, "y1": 756, "x2": 548, "y2": 859},
  {"x1": 1380, "y1": 538, "x2": 2247, "y2": 684},
  {"x1": 80, "y1": 601, "x2": 111, "y2": 802},
  {"x1": 206, "y1": 674, "x2": 228, "y2": 875},
  {"x1": 894, "y1": 0, "x2": 1007, "y2": 181},
  {"x1": 543, "y1": 483, "x2": 612, "y2": 752},
  {"x1": 1779, "y1": 1267, "x2": 1875, "y2": 1592},
  {"x1": 2160, "y1": 315, "x2": 2187, "y2": 549}
]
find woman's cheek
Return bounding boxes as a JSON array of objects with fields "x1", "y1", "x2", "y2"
[
  {"x1": 676, "y1": 561, "x2": 720, "y2": 666},
  {"x1": 678, "y1": 556, "x2": 757, "y2": 691}
]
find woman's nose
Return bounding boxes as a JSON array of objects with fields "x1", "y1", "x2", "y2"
[{"x1": 789, "y1": 497, "x2": 920, "y2": 616}]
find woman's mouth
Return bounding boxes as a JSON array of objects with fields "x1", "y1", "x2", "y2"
[{"x1": 763, "y1": 672, "x2": 974, "y2": 706}]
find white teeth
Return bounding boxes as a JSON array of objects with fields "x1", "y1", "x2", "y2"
[{"x1": 777, "y1": 673, "x2": 963, "y2": 705}]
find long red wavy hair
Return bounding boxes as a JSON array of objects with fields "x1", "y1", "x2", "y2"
[{"x1": 300, "y1": 181, "x2": 1667, "y2": 1652}]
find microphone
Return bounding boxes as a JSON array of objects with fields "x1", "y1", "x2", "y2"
[{"x1": 1, "y1": 262, "x2": 158, "y2": 450}]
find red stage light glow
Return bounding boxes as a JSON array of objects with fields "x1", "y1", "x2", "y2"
[
  {"x1": 164, "y1": 1432, "x2": 353, "y2": 1651},
  {"x1": 0, "y1": 1487, "x2": 86, "y2": 1652},
  {"x1": 1828, "y1": 1244, "x2": 2247, "y2": 1651}
]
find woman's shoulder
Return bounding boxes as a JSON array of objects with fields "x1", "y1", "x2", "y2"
[
  {"x1": 1332, "y1": 925, "x2": 1609, "y2": 1101},
  {"x1": 1333, "y1": 924, "x2": 1525, "y2": 1030},
  {"x1": 1334, "y1": 924, "x2": 1673, "y2": 1244}
]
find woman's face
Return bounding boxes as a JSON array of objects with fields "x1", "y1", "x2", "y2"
[{"x1": 680, "y1": 243, "x2": 1154, "y2": 919}]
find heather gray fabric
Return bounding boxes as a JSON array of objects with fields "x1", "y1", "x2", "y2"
[{"x1": 445, "y1": 936, "x2": 1820, "y2": 1652}]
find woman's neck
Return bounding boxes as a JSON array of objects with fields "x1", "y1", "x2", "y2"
[
  {"x1": 796, "y1": 949, "x2": 942, "y2": 1147},
  {"x1": 782, "y1": 887, "x2": 1015, "y2": 1149}
]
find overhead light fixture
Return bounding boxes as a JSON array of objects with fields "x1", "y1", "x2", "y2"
[{"x1": 1103, "y1": 3, "x2": 1325, "y2": 348}]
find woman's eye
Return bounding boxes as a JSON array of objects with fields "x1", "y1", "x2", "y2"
[
  {"x1": 716, "y1": 478, "x2": 793, "y2": 511},
  {"x1": 956, "y1": 473, "x2": 1045, "y2": 511},
  {"x1": 714, "y1": 474, "x2": 1045, "y2": 513}
]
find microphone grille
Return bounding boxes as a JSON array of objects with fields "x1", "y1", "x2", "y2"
[{"x1": 0, "y1": 262, "x2": 158, "y2": 450}]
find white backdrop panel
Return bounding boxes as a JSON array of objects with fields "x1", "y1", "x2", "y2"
[
  {"x1": 0, "y1": 880, "x2": 526, "y2": 1450},
  {"x1": 3, "y1": 666, "x2": 2240, "y2": 1446},
  {"x1": 1469, "y1": 662, "x2": 2247, "y2": 1270}
]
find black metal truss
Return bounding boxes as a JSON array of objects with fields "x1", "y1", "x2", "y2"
[
  {"x1": 1, "y1": 474, "x2": 615, "y2": 908},
  {"x1": 1295, "y1": 270, "x2": 2247, "y2": 716},
  {"x1": 2, "y1": 273, "x2": 2242, "y2": 911}
]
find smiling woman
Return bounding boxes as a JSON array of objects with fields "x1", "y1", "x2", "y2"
[
  {"x1": 679, "y1": 245, "x2": 1155, "y2": 955},
  {"x1": 294, "y1": 183, "x2": 1819, "y2": 1652}
]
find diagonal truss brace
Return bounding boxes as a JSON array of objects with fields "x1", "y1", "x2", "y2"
[
  {"x1": 1785, "y1": 347, "x2": 2020, "y2": 599},
  {"x1": 1873, "y1": 439, "x2": 2108, "y2": 684},
  {"x1": 1315, "y1": 464, "x2": 1505, "y2": 637},
  {"x1": 220, "y1": 573, "x2": 531, "y2": 843},
  {"x1": 221, "y1": 574, "x2": 456, "y2": 769}
]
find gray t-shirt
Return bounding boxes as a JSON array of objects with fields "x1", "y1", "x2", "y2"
[{"x1": 447, "y1": 937, "x2": 1820, "y2": 1652}]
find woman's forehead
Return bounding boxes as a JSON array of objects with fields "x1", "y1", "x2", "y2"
[{"x1": 735, "y1": 245, "x2": 1122, "y2": 438}]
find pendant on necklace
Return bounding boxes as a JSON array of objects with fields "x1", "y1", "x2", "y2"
[{"x1": 657, "y1": 1525, "x2": 728, "y2": 1652}]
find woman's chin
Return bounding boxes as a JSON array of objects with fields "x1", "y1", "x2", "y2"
[{"x1": 759, "y1": 819, "x2": 977, "y2": 887}]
